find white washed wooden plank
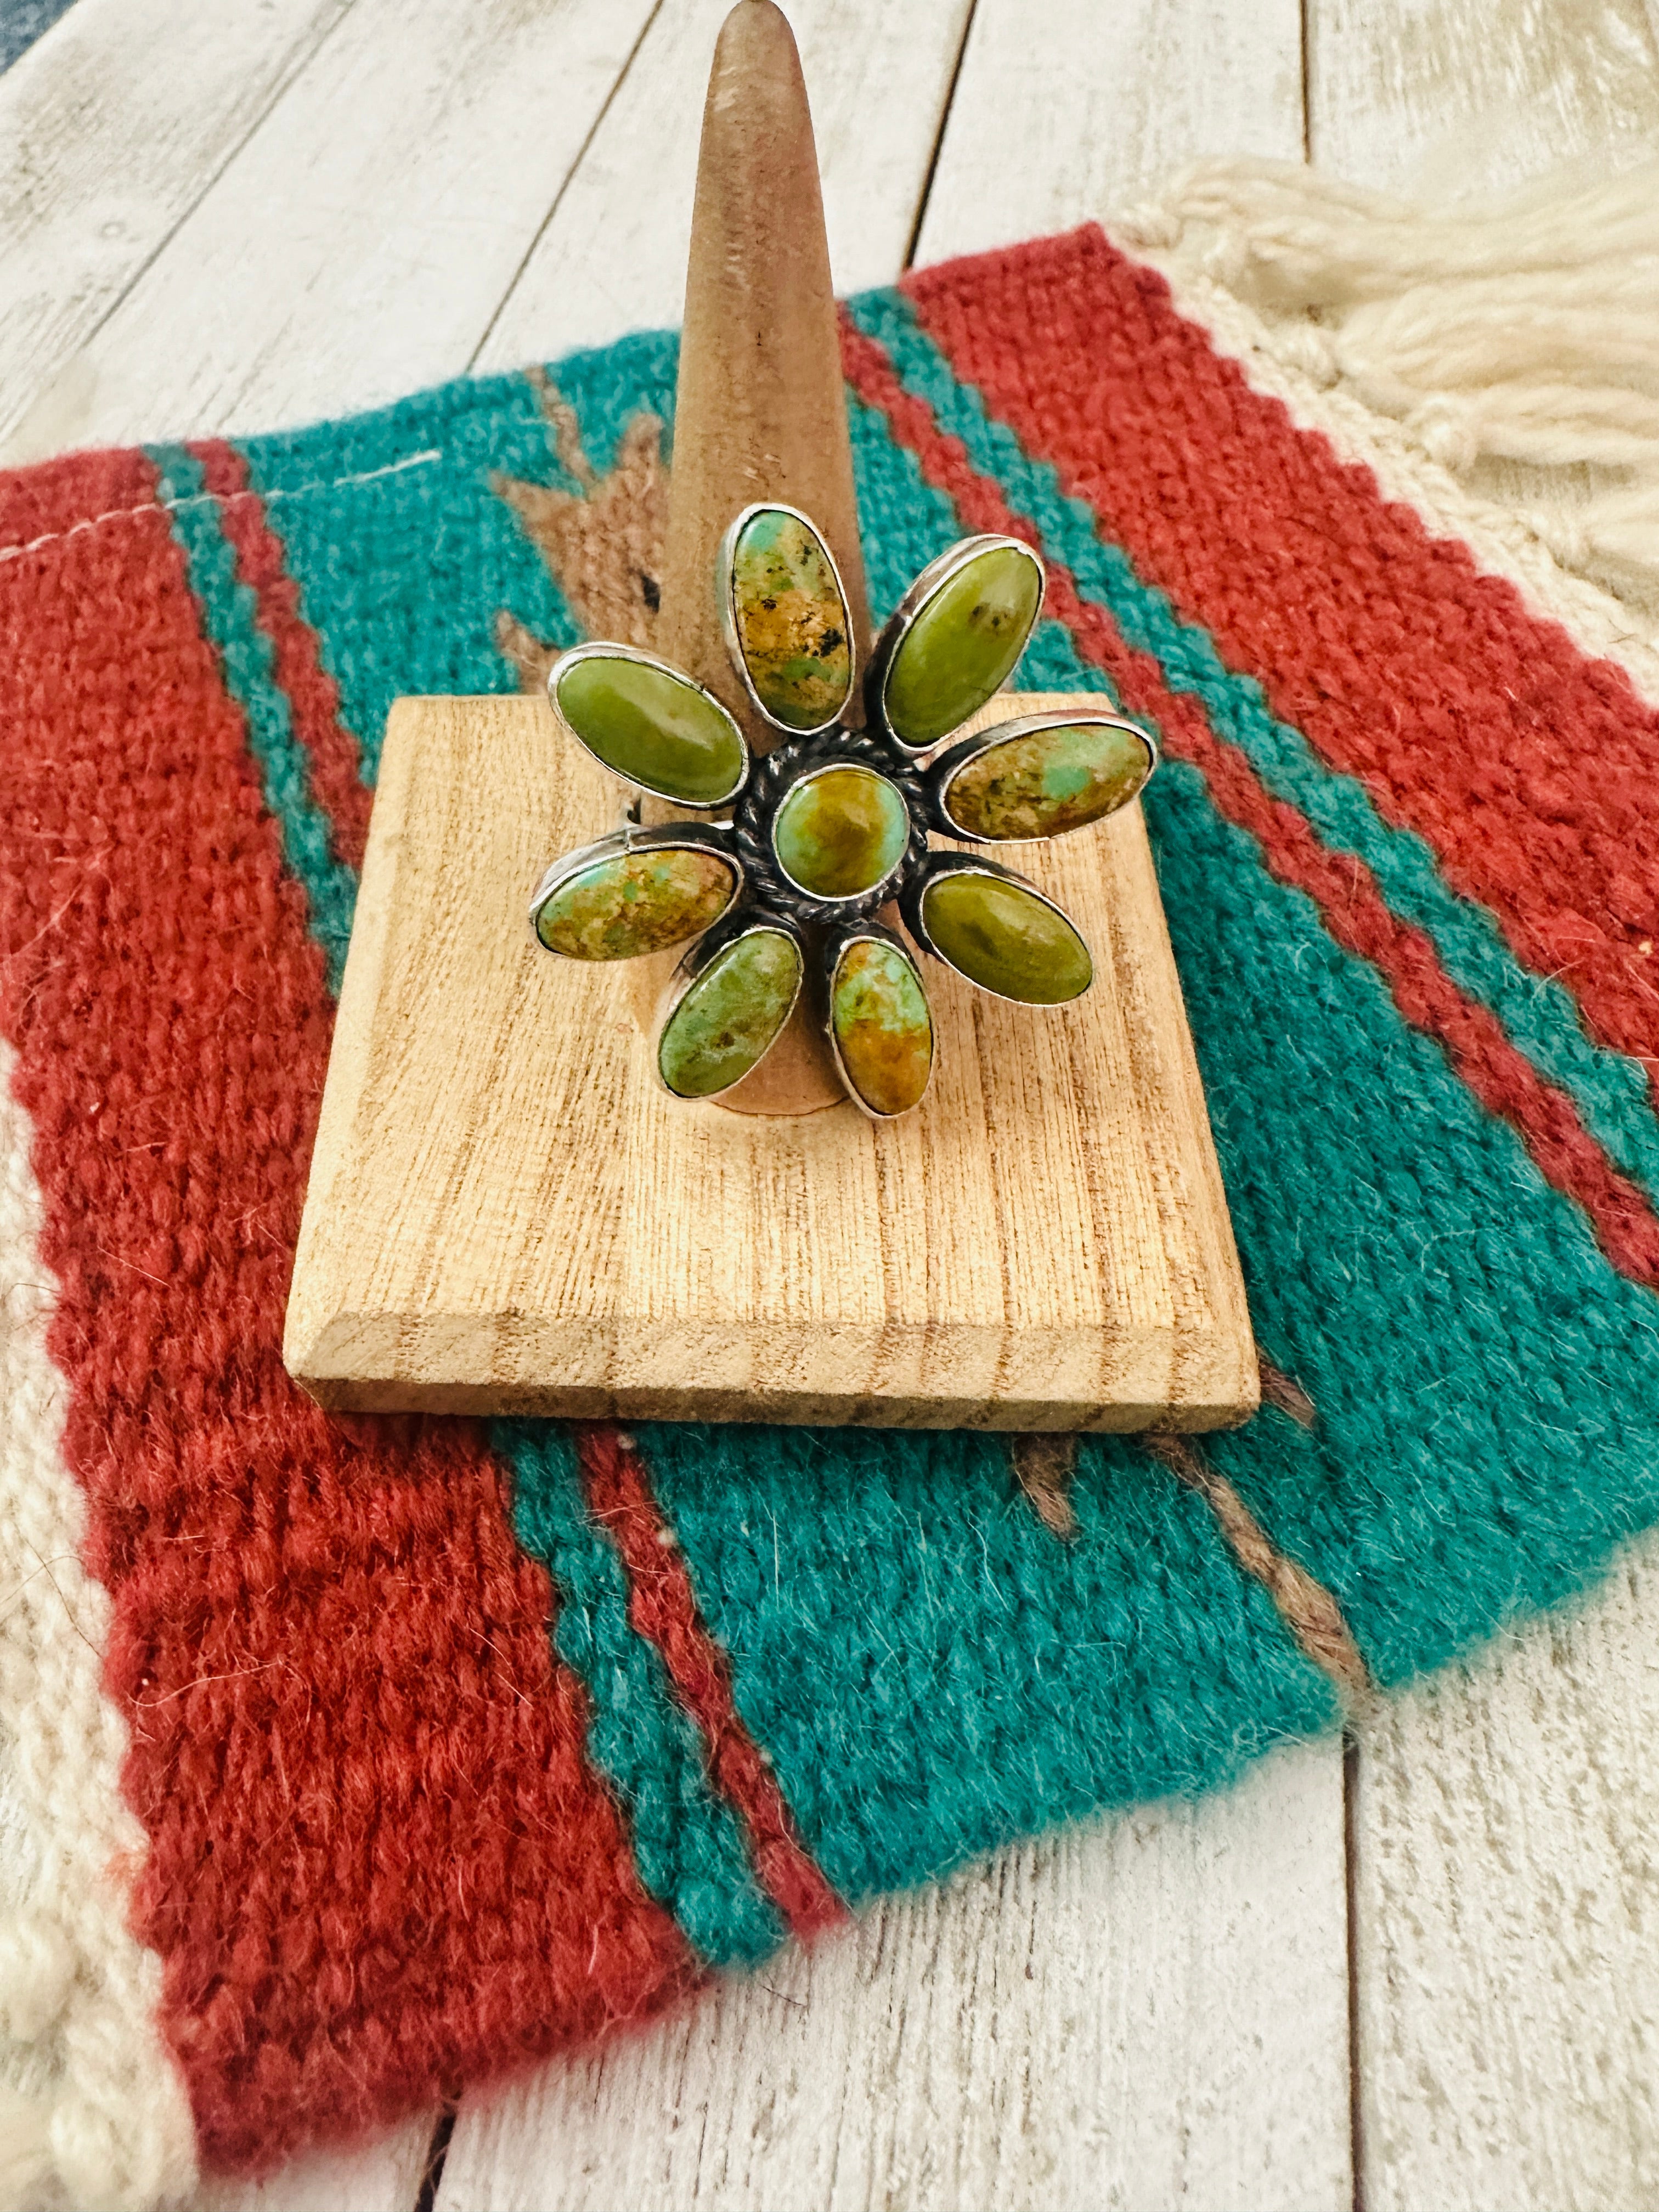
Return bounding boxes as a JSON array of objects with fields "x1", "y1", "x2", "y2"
[
  {"x1": 1304, "y1": 16, "x2": 1659, "y2": 2196},
  {"x1": 913, "y1": 0, "x2": 1305, "y2": 267},
  {"x1": 0, "y1": 2, "x2": 80, "y2": 80},
  {"x1": 0, "y1": 0, "x2": 658, "y2": 460},
  {"x1": 472, "y1": 0, "x2": 975, "y2": 373},
  {"x1": 191, "y1": 2115, "x2": 440, "y2": 2212},
  {"x1": 1307, "y1": 0, "x2": 1659, "y2": 193},
  {"x1": 436, "y1": 1739, "x2": 1350, "y2": 2212},
  {"x1": 0, "y1": 0, "x2": 353, "y2": 459},
  {"x1": 1353, "y1": 1530, "x2": 1659, "y2": 2212}
]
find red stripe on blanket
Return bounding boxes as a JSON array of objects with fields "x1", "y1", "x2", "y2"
[
  {"x1": 190, "y1": 438, "x2": 374, "y2": 871},
  {"x1": 905, "y1": 227, "x2": 1659, "y2": 1082},
  {"x1": 0, "y1": 489, "x2": 695, "y2": 2173},
  {"x1": 840, "y1": 312, "x2": 1659, "y2": 1294},
  {"x1": 0, "y1": 444, "x2": 160, "y2": 551},
  {"x1": 574, "y1": 1427, "x2": 846, "y2": 1940}
]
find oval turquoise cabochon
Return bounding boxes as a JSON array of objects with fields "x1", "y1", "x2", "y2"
[
  {"x1": 942, "y1": 719, "x2": 1153, "y2": 840},
  {"x1": 555, "y1": 651, "x2": 747, "y2": 806},
  {"x1": 728, "y1": 506, "x2": 854, "y2": 732},
  {"x1": 831, "y1": 936, "x2": 933, "y2": 1116},
  {"x1": 534, "y1": 845, "x2": 738, "y2": 960},
  {"x1": 921, "y1": 868, "x2": 1092, "y2": 1003},
  {"x1": 658, "y1": 928, "x2": 804, "y2": 1098},
  {"x1": 882, "y1": 541, "x2": 1043, "y2": 751}
]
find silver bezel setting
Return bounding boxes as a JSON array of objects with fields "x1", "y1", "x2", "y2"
[
  {"x1": 900, "y1": 850, "x2": 1094, "y2": 1006},
  {"x1": 927, "y1": 709, "x2": 1158, "y2": 843},
  {"x1": 653, "y1": 910, "x2": 807, "y2": 1103},
  {"x1": 718, "y1": 500, "x2": 857, "y2": 741},
  {"x1": 768, "y1": 757, "x2": 913, "y2": 907},
  {"x1": 823, "y1": 920, "x2": 935, "y2": 1121},
  {"x1": 527, "y1": 511, "x2": 1117, "y2": 1118},
  {"x1": 548, "y1": 639, "x2": 750, "y2": 810},
  {"x1": 528, "y1": 822, "x2": 744, "y2": 957},
  {"x1": 864, "y1": 534, "x2": 1047, "y2": 757}
]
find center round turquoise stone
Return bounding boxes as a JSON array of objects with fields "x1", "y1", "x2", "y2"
[{"x1": 771, "y1": 765, "x2": 910, "y2": 900}]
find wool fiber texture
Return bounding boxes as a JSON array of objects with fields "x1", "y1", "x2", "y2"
[{"x1": 0, "y1": 225, "x2": 1656, "y2": 2198}]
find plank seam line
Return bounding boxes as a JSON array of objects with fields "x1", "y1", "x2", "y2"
[
  {"x1": 413, "y1": 2104, "x2": 456, "y2": 2212},
  {"x1": 1, "y1": 0, "x2": 365, "y2": 422},
  {"x1": 464, "y1": 0, "x2": 668, "y2": 375},
  {"x1": 1343, "y1": 1728, "x2": 1368, "y2": 2212},
  {"x1": 1142, "y1": 1432, "x2": 1373, "y2": 1702},
  {"x1": 902, "y1": 0, "x2": 982, "y2": 272}
]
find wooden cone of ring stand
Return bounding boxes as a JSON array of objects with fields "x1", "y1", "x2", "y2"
[
  {"x1": 628, "y1": 0, "x2": 863, "y2": 1115},
  {"x1": 281, "y1": 2, "x2": 1260, "y2": 1432}
]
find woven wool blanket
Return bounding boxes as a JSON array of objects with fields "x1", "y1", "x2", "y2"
[{"x1": 3, "y1": 225, "x2": 1658, "y2": 2208}]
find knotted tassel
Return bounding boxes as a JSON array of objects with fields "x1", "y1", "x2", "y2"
[{"x1": 1121, "y1": 150, "x2": 1659, "y2": 603}]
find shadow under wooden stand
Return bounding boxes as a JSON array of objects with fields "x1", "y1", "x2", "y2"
[{"x1": 282, "y1": 0, "x2": 1258, "y2": 1430}]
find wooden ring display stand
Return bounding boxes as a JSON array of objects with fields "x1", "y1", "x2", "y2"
[{"x1": 283, "y1": 1, "x2": 1259, "y2": 1434}]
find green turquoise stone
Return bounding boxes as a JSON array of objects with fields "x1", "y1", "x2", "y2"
[
  {"x1": 534, "y1": 847, "x2": 737, "y2": 960},
  {"x1": 772, "y1": 766, "x2": 909, "y2": 900},
  {"x1": 883, "y1": 544, "x2": 1043, "y2": 750},
  {"x1": 921, "y1": 870, "x2": 1092, "y2": 1003},
  {"x1": 658, "y1": 928, "x2": 803, "y2": 1098},
  {"x1": 555, "y1": 653, "x2": 745, "y2": 805},
  {"x1": 943, "y1": 720, "x2": 1153, "y2": 840},
  {"x1": 729, "y1": 508, "x2": 853, "y2": 731},
  {"x1": 832, "y1": 939, "x2": 933, "y2": 1116}
]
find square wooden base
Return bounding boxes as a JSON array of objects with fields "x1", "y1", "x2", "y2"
[{"x1": 284, "y1": 693, "x2": 1257, "y2": 1430}]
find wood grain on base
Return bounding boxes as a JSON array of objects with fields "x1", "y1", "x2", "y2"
[{"x1": 284, "y1": 691, "x2": 1256, "y2": 1429}]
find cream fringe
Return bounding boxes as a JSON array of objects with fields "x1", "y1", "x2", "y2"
[
  {"x1": 1119, "y1": 151, "x2": 1659, "y2": 612},
  {"x1": 0, "y1": 1042, "x2": 198, "y2": 2212}
]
